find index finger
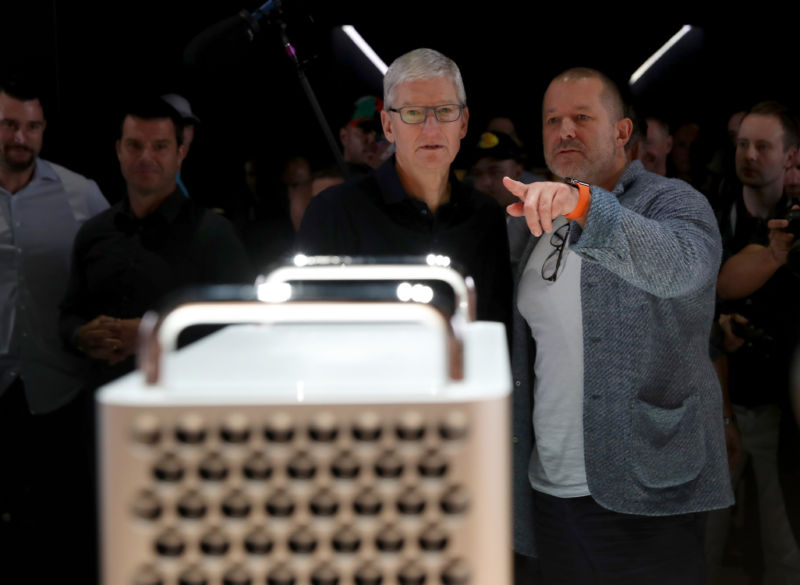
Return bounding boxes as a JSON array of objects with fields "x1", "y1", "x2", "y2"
[{"x1": 502, "y1": 176, "x2": 529, "y2": 201}]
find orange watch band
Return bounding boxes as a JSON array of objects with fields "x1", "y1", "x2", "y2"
[{"x1": 564, "y1": 179, "x2": 591, "y2": 220}]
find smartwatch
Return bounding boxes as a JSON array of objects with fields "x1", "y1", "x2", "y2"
[{"x1": 563, "y1": 178, "x2": 591, "y2": 219}]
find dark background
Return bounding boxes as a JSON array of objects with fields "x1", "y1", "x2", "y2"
[{"x1": 4, "y1": 3, "x2": 795, "y2": 205}]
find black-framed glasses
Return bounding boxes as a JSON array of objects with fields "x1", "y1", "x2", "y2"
[
  {"x1": 541, "y1": 222, "x2": 572, "y2": 282},
  {"x1": 388, "y1": 104, "x2": 465, "y2": 124}
]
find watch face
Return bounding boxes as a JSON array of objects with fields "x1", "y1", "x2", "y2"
[{"x1": 565, "y1": 178, "x2": 588, "y2": 187}]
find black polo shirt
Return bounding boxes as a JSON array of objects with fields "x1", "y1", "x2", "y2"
[
  {"x1": 59, "y1": 190, "x2": 252, "y2": 380},
  {"x1": 296, "y1": 158, "x2": 512, "y2": 325}
]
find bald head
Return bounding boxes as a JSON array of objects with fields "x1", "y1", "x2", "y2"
[{"x1": 547, "y1": 67, "x2": 625, "y2": 123}]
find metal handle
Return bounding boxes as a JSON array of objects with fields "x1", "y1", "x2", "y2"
[
  {"x1": 257, "y1": 258, "x2": 477, "y2": 322},
  {"x1": 138, "y1": 301, "x2": 460, "y2": 386}
]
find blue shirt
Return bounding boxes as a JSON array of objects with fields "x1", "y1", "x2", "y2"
[{"x1": 0, "y1": 159, "x2": 108, "y2": 413}]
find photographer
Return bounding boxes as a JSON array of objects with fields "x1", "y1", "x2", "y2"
[{"x1": 708, "y1": 101, "x2": 800, "y2": 583}]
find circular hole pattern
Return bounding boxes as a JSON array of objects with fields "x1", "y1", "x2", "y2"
[
  {"x1": 397, "y1": 487, "x2": 426, "y2": 515},
  {"x1": 352, "y1": 411, "x2": 382, "y2": 442},
  {"x1": 220, "y1": 413, "x2": 251, "y2": 444},
  {"x1": 131, "y1": 415, "x2": 161, "y2": 446},
  {"x1": 310, "y1": 563, "x2": 339, "y2": 585},
  {"x1": 441, "y1": 558, "x2": 470, "y2": 585},
  {"x1": 354, "y1": 563, "x2": 383, "y2": 585},
  {"x1": 264, "y1": 413, "x2": 294, "y2": 443},
  {"x1": 396, "y1": 411, "x2": 426, "y2": 441},
  {"x1": 133, "y1": 564, "x2": 163, "y2": 585},
  {"x1": 244, "y1": 526, "x2": 274, "y2": 555},
  {"x1": 288, "y1": 526, "x2": 317, "y2": 554},
  {"x1": 222, "y1": 564, "x2": 253, "y2": 585},
  {"x1": 221, "y1": 489, "x2": 252, "y2": 518},
  {"x1": 439, "y1": 411, "x2": 469, "y2": 441},
  {"x1": 309, "y1": 412, "x2": 338, "y2": 442},
  {"x1": 309, "y1": 489, "x2": 339, "y2": 517},
  {"x1": 198, "y1": 452, "x2": 229, "y2": 481},
  {"x1": 176, "y1": 413, "x2": 206, "y2": 444},
  {"x1": 131, "y1": 489, "x2": 162, "y2": 520},
  {"x1": 419, "y1": 524, "x2": 449, "y2": 552},
  {"x1": 397, "y1": 562, "x2": 426, "y2": 585},
  {"x1": 178, "y1": 565, "x2": 208, "y2": 585},
  {"x1": 199, "y1": 526, "x2": 230, "y2": 555},
  {"x1": 332, "y1": 525, "x2": 361, "y2": 553},
  {"x1": 287, "y1": 452, "x2": 317, "y2": 480},
  {"x1": 266, "y1": 489, "x2": 295, "y2": 517},
  {"x1": 375, "y1": 451, "x2": 403, "y2": 479},
  {"x1": 353, "y1": 488, "x2": 382, "y2": 516},
  {"x1": 418, "y1": 450, "x2": 448, "y2": 478},
  {"x1": 375, "y1": 525, "x2": 404, "y2": 552},
  {"x1": 176, "y1": 489, "x2": 207, "y2": 519},
  {"x1": 154, "y1": 527, "x2": 185, "y2": 557},
  {"x1": 331, "y1": 451, "x2": 360, "y2": 479},
  {"x1": 440, "y1": 485, "x2": 469, "y2": 515},
  {"x1": 267, "y1": 565, "x2": 296, "y2": 585},
  {"x1": 242, "y1": 451, "x2": 273, "y2": 480},
  {"x1": 153, "y1": 452, "x2": 184, "y2": 482}
]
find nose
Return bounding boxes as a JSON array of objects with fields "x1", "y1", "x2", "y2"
[
  {"x1": 139, "y1": 144, "x2": 158, "y2": 161},
  {"x1": 746, "y1": 143, "x2": 758, "y2": 160},
  {"x1": 420, "y1": 109, "x2": 441, "y2": 133},
  {"x1": 558, "y1": 118, "x2": 577, "y2": 140},
  {"x1": 13, "y1": 127, "x2": 27, "y2": 144}
]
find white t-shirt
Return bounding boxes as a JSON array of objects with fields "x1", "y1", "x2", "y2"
[{"x1": 516, "y1": 216, "x2": 589, "y2": 498}]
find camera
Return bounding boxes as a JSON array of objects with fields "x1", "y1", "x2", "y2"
[
  {"x1": 784, "y1": 206, "x2": 800, "y2": 237},
  {"x1": 730, "y1": 317, "x2": 776, "y2": 361},
  {"x1": 783, "y1": 203, "x2": 800, "y2": 275}
]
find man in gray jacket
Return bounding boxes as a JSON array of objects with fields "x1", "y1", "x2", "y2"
[{"x1": 507, "y1": 67, "x2": 733, "y2": 584}]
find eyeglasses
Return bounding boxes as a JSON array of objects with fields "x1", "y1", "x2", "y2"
[
  {"x1": 541, "y1": 222, "x2": 571, "y2": 282},
  {"x1": 388, "y1": 104, "x2": 465, "y2": 125}
]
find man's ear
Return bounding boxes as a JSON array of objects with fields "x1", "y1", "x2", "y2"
[
  {"x1": 381, "y1": 109, "x2": 395, "y2": 144},
  {"x1": 616, "y1": 117, "x2": 634, "y2": 149},
  {"x1": 177, "y1": 143, "x2": 187, "y2": 168},
  {"x1": 784, "y1": 145, "x2": 798, "y2": 169},
  {"x1": 459, "y1": 106, "x2": 469, "y2": 140}
]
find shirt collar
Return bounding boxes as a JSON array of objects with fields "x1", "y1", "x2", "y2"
[
  {"x1": 374, "y1": 155, "x2": 469, "y2": 209},
  {"x1": 613, "y1": 160, "x2": 644, "y2": 197},
  {"x1": 31, "y1": 158, "x2": 59, "y2": 183},
  {"x1": 119, "y1": 188, "x2": 185, "y2": 223},
  {"x1": 2, "y1": 159, "x2": 57, "y2": 193},
  {"x1": 374, "y1": 156, "x2": 410, "y2": 205}
]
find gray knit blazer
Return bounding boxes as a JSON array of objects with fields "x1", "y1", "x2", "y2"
[{"x1": 511, "y1": 161, "x2": 735, "y2": 557}]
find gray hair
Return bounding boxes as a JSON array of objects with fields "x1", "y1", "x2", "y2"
[{"x1": 383, "y1": 48, "x2": 466, "y2": 108}]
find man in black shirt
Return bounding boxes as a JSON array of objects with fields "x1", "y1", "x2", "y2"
[
  {"x1": 60, "y1": 98, "x2": 251, "y2": 384},
  {"x1": 296, "y1": 48, "x2": 511, "y2": 324},
  {"x1": 709, "y1": 101, "x2": 800, "y2": 583}
]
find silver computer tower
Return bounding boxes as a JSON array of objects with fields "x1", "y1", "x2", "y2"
[{"x1": 98, "y1": 262, "x2": 511, "y2": 585}]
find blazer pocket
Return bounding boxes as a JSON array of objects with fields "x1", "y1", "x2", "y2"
[{"x1": 630, "y1": 394, "x2": 705, "y2": 489}]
